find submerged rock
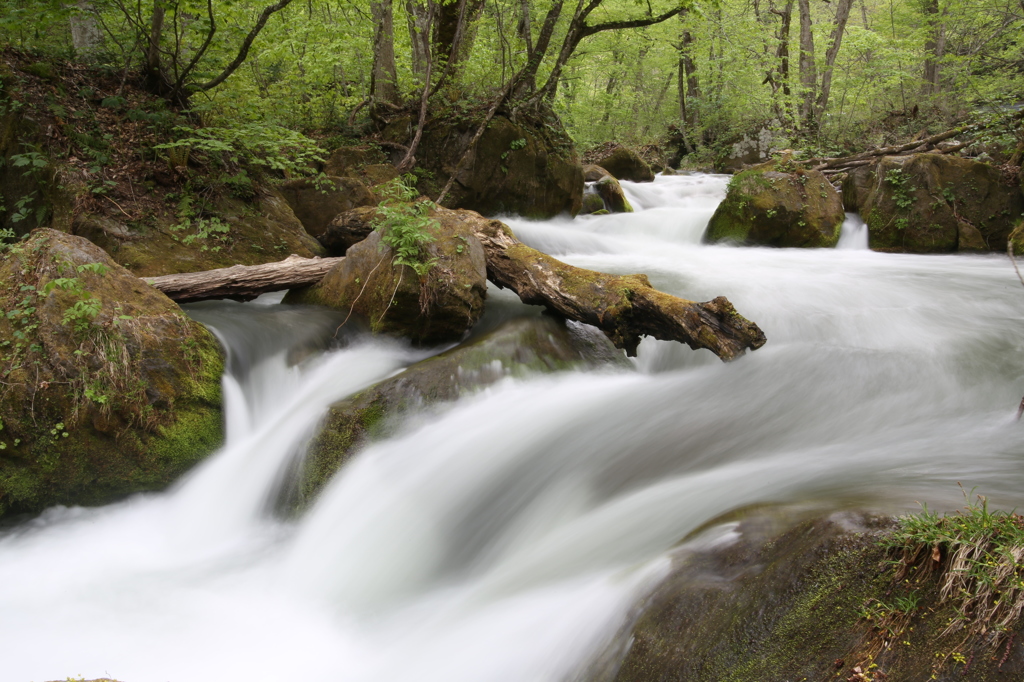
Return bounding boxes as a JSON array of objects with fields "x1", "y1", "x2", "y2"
[
  {"x1": 0, "y1": 229, "x2": 223, "y2": 517},
  {"x1": 293, "y1": 315, "x2": 627, "y2": 509},
  {"x1": 855, "y1": 154, "x2": 1024, "y2": 253},
  {"x1": 286, "y1": 205, "x2": 488, "y2": 346},
  {"x1": 592, "y1": 144, "x2": 656, "y2": 183},
  {"x1": 705, "y1": 164, "x2": 844, "y2": 247}
]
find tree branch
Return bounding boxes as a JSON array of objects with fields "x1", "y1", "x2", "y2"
[{"x1": 196, "y1": 0, "x2": 295, "y2": 92}]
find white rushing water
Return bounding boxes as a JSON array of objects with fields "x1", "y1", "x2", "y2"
[{"x1": 4, "y1": 174, "x2": 1024, "y2": 682}]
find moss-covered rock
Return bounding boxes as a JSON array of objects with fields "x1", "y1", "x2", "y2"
[
  {"x1": 278, "y1": 176, "x2": 377, "y2": 240},
  {"x1": 592, "y1": 144, "x2": 656, "y2": 183},
  {"x1": 1009, "y1": 221, "x2": 1024, "y2": 256},
  {"x1": 583, "y1": 164, "x2": 612, "y2": 182},
  {"x1": 413, "y1": 109, "x2": 583, "y2": 219},
  {"x1": 705, "y1": 165, "x2": 845, "y2": 247},
  {"x1": 286, "y1": 205, "x2": 487, "y2": 345},
  {"x1": 72, "y1": 190, "x2": 325, "y2": 277},
  {"x1": 323, "y1": 144, "x2": 389, "y2": 176},
  {"x1": 294, "y1": 315, "x2": 627, "y2": 508},
  {"x1": 0, "y1": 229, "x2": 223, "y2": 518},
  {"x1": 841, "y1": 163, "x2": 876, "y2": 211},
  {"x1": 595, "y1": 175, "x2": 633, "y2": 213},
  {"x1": 580, "y1": 192, "x2": 606, "y2": 215},
  {"x1": 859, "y1": 154, "x2": 1024, "y2": 253},
  {"x1": 616, "y1": 508, "x2": 1024, "y2": 682}
]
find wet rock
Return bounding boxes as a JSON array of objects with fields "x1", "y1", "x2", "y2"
[
  {"x1": 705, "y1": 164, "x2": 844, "y2": 248},
  {"x1": 841, "y1": 164, "x2": 876, "y2": 211},
  {"x1": 584, "y1": 164, "x2": 612, "y2": 182},
  {"x1": 73, "y1": 190, "x2": 325, "y2": 277},
  {"x1": 858, "y1": 154, "x2": 1024, "y2": 253},
  {"x1": 595, "y1": 175, "x2": 633, "y2": 214},
  {"x1": 286, "y1": 206, "x2": 487, "y2": 346},
  {"x1": 415, "y1": 110, "x2": 584, "y2": 219},
  {"x1": 278, "y1": 176, "x2": 377, "y2": 240},
  {"x1": 1010, "y1": 221, "x2": 1024, "y2": 256},
  {"x1": 592, "y1": 144, "x2": 656, "y2": 183},
  {"x1": 294, "y1": 315, "x2": 627, "y2": 508},
  {"x1": 0, "y1": 229, "x2": 223, "y2": 518},
  {"x1": 580, "y1": 192, "x2": 606, "y2": 215}
]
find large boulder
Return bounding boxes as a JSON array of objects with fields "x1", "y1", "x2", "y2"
[
  {"x1": 73, "y1": 190, "x2": 325, "y2": 277},
  {"x1": 705, "y1": 165, "x2": 845, "y2": 247},
  {"x1": 319, "y1": 206, "x2": 379, "y2": 255},
  {"x1": 0, "y1": 229, "x2": 223, "y2": 517},
  {"x1": 592, "y1": 144, "x2": 656, "y2": 183},
  {"x1": 278, "y1": 176, "x2": 377, "y2": 240},
  {"x1": 292, "y1": 315, "x2": 627, "y2": 509},
  {"x1": 323, "y1": 144, "x2": 389, "y2": 176},
  {"x1": 413, "y1": 109, "x2": 584, "y2": 219},
  {"x1": 285, "y1": 204, "x2": 488, "y2": 346},
  {"x1": 856, "y1": 154, "x2": 1024, "y2": 253}
]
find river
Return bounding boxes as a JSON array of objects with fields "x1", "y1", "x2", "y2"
[{"x1": 2, "y1": 174, "x2": 1023, "y2": 681}]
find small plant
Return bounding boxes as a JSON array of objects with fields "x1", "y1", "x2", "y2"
[
  {"x1": 372, "y1": 177, "x2": 438, "y2": 277},
  {"x1": 885, "y1": 168, "x2": 916, "y2": 210}
]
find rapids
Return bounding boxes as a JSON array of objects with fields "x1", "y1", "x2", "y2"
[{"x1": 3, "y1": 174, "x2": 1024, "y2": 682}]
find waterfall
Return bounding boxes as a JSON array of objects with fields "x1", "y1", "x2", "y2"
[{"x1": 3, "y1": 174, "x2": 1024, "y2": 682}]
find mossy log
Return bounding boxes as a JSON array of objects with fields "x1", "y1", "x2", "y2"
[
  {"x1": 143, "y1": 254, "x2": 343, "y2": 303},
  {"x1": 449, "y1": 208, "x2": 765, "y2": 360}
]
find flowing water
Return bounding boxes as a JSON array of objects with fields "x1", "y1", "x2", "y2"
[{"x1": 4, "y1": 174, "x2": 1024, "y2": 682}]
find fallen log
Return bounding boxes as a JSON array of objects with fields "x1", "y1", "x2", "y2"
[
  {"x1": 143, "y1": 254, "x2": 344, "y2": 303},
  {"x1": 445, "y1": 208, "x2": 766, "y2": 360},
  {"x1": 808, "y1": 124, "x2": 979, "y2": 171}
]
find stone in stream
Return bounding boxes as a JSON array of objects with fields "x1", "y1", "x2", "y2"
[
  {"x1": 580, "y1": 192, "x2": 607, "y2": 215},
  {"x1": 595, "y1": 175, "x2": 634, "y2": 214},
  {"x1": 846, "y1": 153, "x2": 1024, "y2": 253},
  {"x1": 591, "y1": 144, "x2": 656, "y2": 183},
  {"x1": 278, "y1": 175, "x2": 377, "y2": 240},
  {"x1": 0, "y1": 229, "x2": 223, "y2": 518},
  {"x1": 284, "y1": 206, "x2": 488, "y2": 346},
  {"x1": 705, "y1": 162, "x2": 845, "y2": 248},
  {"x1": 290, "y1": 315, "x2": 628, "y2": 511}
]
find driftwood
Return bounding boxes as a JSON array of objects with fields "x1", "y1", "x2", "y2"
[
  {"x1": 143, "y1": 254, "x2": 343, "y2": 303},
  {"x1": 455, "y1": 211, "x2": 765, "y2": 360},
  {"x1": 808, "y1": 124, "x2": 979, "y2": 171}
]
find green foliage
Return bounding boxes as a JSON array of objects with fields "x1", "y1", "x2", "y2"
[
  {"x1": 885, "y1": 491, "x2": 1024, "y2": 648},
  {"x1": 372, "y1": 177, "x2": 438, "y2": 278},
  {"x1": 154, "y1": 123, "x2": 324, "y2": 177}
]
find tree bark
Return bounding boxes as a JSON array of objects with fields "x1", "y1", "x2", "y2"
[
  {"x1": 768, "y1": 0, "x2": 793, "y2": 121},
  {"x1": 70, "y1": 1, "x2": 103, "y2": 57},
  {"x1": 370, "y1": 0, "x2": 400, "y2": 104},
  {"x1": 143, "y1": 255, "x2": 344, "y2": 303},
  {"x1": 797, "y1": 0, "x2": 816, "y2": 126},
  {"x1": 406, "y1": 0, "x2": 432, "y2": 80},
  {"x1": 921, "y1": 0, "x2": 946, "y2": 95},
  {"x1": 813, "y1": 0, "x2": 854, "y2": 124},
  {"x1": 468, "y1": 214, "x2": 766, "y2": 360}
]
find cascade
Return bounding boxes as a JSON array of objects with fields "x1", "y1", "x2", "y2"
[{"x1": 2, "y1": 174, "x2": 1024, "y2": 682}]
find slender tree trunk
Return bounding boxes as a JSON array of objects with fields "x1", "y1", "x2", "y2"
[
  {"x1": 406, "y1": 0, "x2": 432, "y2": 81},
  {"x1": 145, "y1": 0, "x2": 166, "y2": 91},
  {"x1": 434, "y1": 0, "x2": 485, "y2": 67},
  {"x1": 679, "y1": 17, "x2": 700, "y2": 129},
  {"x1": 813, "y1": 0, "x2": 854, "y2": 124},
  {"x1": 921, "y1": 0, "x2": 945, "y2": 95},
  {"x1": 797, "y1": 0, "x2": 816, "y2": 126},
  {"x1": 370, "y1": 0, "x2": 400, "y2": 104},
  {"x1": 518, "y1": 0, "x2": 533, "y2": 54},
  {"x1": 771, "y1": 0, "x2": 793, "y2": 122}
]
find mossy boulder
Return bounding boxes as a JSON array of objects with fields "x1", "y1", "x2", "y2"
[
  {"x1": 592, "y1": 144, "x2": 656, "y2": 183},
  {"x1": 595, "y1": 175, "x2": 633, "y2": 213},
  {"x1": 413, "y1": 109, "x2": 584, "y2": 219},
  {"x1": 278, "y1": 176, "x2": 377, "y2": 240},
  {"x1": 859, "y1": 154, "x2": 1024, "y2": 253},
  {"x1": 617, "y1": 507, "x2": 1024, "y2": 682},
  {"x1": 0, "y1": 229, "x2": 223, "y2": 518},
  {"x1": 1009, "y1": 221, "x2": 1024, "y2": 256},
  {"x1": 72, "y1": 190, "x2": 325, "y2": 277},
  {"x1": 583, "y1": 164, "x2": 612, "y2": 182},
  {"x1": 841, "y1": 163, "x2": 876, "y2": 211},
  {"x1": 294, "y1": 315, "x2": 627, "y2": 508},
  {"x1": 319, "y1": 205, "x2": 379, "y2": 255},
  {"x1": 323, "y1": 144, "x2": 389, "y2": 176},
  {"x1": 705, "y1": 165, "x2": 844, "y2": 247},
  {"x1": 286, "y1": 205, "x2": 487, "y2": 346}
]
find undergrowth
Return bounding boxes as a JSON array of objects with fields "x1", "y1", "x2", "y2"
[{"x1": 371, "y1": 176, "x2": 438, "y2": 278}]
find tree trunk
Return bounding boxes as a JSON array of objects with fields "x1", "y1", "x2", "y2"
[
  {"x1": 69, "y1": 1, "x2": 103, "y2": 58},
  {"x1": 145, "y1": 0, "x2": 166, "y2": 92},
  {"x1": 370, "y1": 0, "x2": 400, "y2": 104},
  {"x1": 813, "y1": 0, "x2": 854, "y2": 124},
  {"x1": 921, "y1": 0, "x2": 945, "y2": 95},
  {"x1": 143, "y1": 255, "x2": 344, "y2": 303},
  {"x1": 678, "y1": 11, "x2": 700, "y2": 130},
  {"x1": 769, "y1": 0, "x2": 793, "y2": 121},
  {"x1": 518, "y1": 0, "x2": 533, "y2": 53},
  {"x1": 433, "y1": 0, "x2": 485, "y2": 68},
  {"x1": 797, "y1": 0, "x2": 816, "y2": 126},
  {"x1": 468, "y1": 213, "x2": 766, "y2": 360},
  {"x1": 406, "y1": 0, "x2": 432, "y2": 81}
]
